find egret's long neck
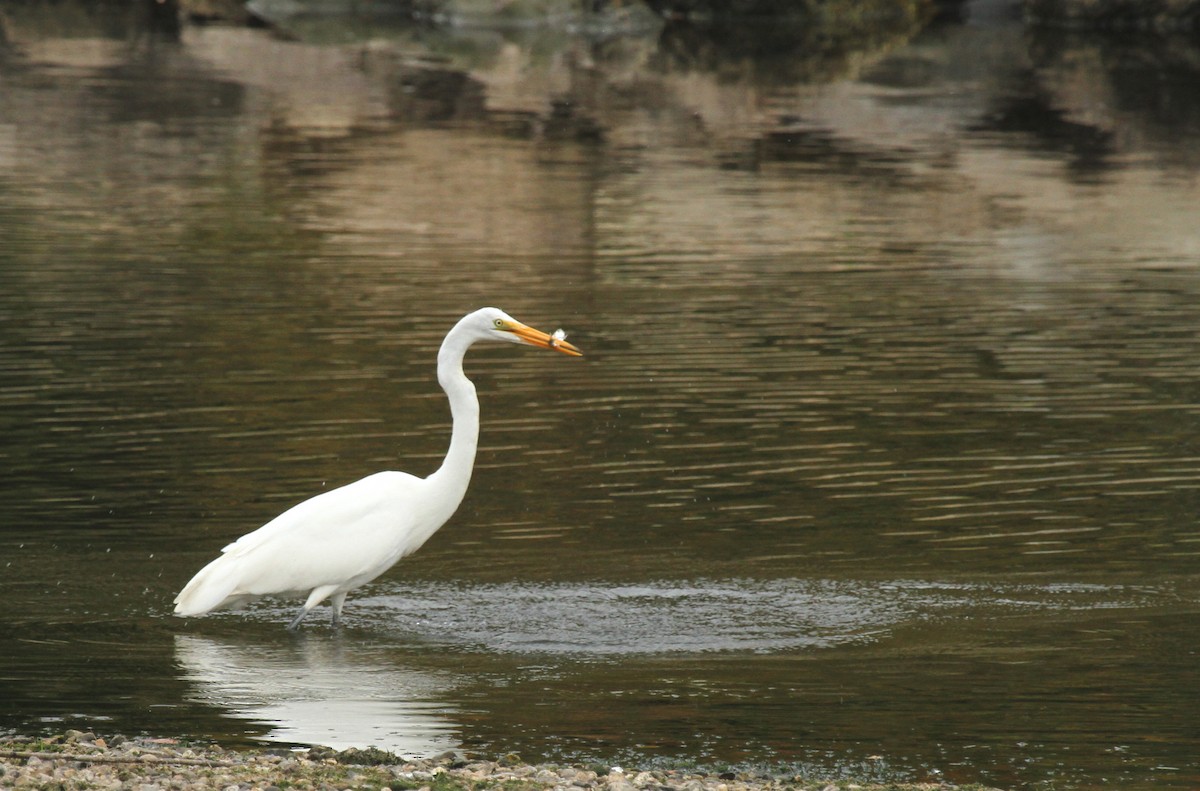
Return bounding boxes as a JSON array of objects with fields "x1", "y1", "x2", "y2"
[{"x1": 426, "y1": 327, "x2": 480, "y2": 513}]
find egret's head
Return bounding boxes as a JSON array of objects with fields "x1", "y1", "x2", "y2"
[{"x1": 476, "y1": 307, "x2": 583, "y2": 357}]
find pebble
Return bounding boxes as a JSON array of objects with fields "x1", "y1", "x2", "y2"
[{"x1": 0, "y1": 733, "x2": 1003, "y2": 791}]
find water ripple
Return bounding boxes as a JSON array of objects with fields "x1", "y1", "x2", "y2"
[{"x1": 260, "y1": 578, "x2": 1176, "y2": 657}]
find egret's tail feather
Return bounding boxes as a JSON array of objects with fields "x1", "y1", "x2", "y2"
[{"x1": 173, "y1": 556, "x2": 245, "y2": 616}]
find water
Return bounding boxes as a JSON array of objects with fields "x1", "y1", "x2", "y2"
[{"x1": 2, "y1": 1, "x2": 1200, "y2": 788}]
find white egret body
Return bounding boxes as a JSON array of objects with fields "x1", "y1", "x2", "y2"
[{"x1": 173, "y1": 307, "x2": 582, "y2": 629}]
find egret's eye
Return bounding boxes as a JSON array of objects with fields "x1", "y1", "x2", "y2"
[{"x1": 494, "y1": 319, "x2": 505, "y2": 329}]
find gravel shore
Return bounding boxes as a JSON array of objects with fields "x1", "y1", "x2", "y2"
[{"x1": 0, "y1": 732, "x2": 1003, "y2": 791}]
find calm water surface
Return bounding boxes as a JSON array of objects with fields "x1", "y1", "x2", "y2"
[{"x1": 2, "y1": 3, "x2": 1199, "y2": 789}]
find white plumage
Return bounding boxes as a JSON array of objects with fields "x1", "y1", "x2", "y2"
[{"x1": 173, "y1": 307, "x2": 582, "y2": 629}]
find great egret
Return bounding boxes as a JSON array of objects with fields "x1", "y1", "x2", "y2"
[{"x1": 173, "y1": 307, "x2": 582, "y2": 629}]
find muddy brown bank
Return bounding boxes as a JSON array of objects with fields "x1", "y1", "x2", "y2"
[{"x1": 0, "y1": 732, "x2": 1004, "y2": 791}]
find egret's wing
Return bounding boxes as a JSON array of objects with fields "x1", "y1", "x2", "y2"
[{"x1": 220, "y1": 470, "x2": 422, "y2": 557}]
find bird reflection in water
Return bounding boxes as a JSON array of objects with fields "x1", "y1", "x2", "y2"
[{"x1": 174, "y1": 634, "x2": 462, "y2": 756}]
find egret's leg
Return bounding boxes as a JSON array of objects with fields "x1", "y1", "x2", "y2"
[
  {"x1": 330, "y1": 592, "x2": 348, "y2": 626},
  {"x1": 287, "y1": 607, "x2": 310, "y2": 631},
  {"x1": 292, "y1": 585, "x2": 338, "y2": 631}
]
